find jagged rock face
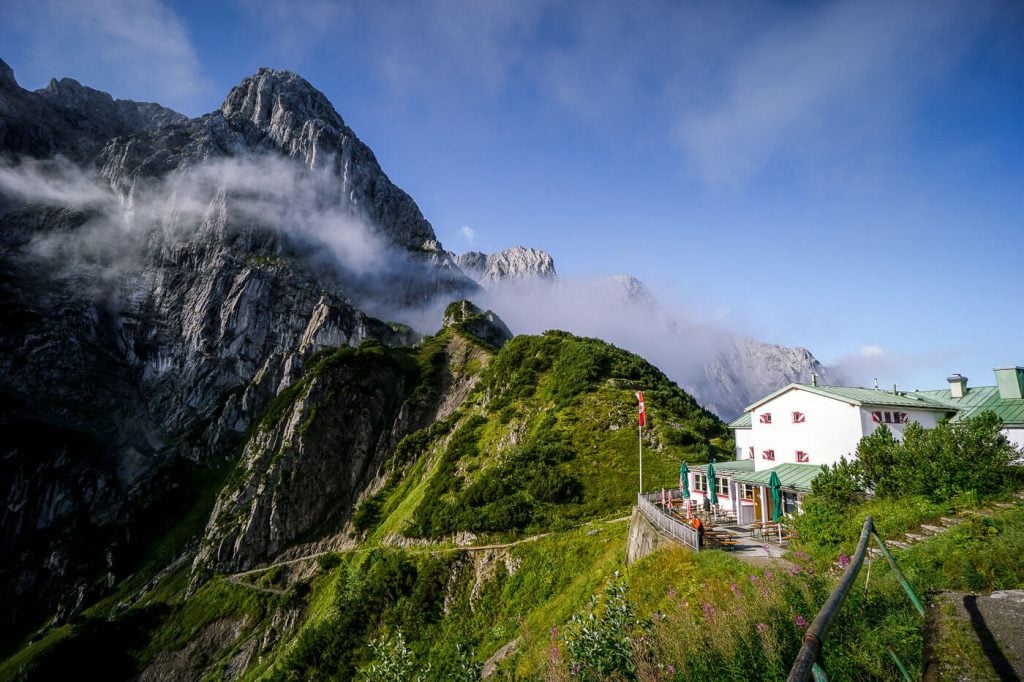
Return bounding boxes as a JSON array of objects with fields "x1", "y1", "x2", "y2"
[
  {"x1": 692, "y1": 335, "x2": 836, "y2": 419},
  {"x1": 454, "y1": 246, "x2": 556, "y2": 285},
  {"x1": 192, "y1": 329, "x2": 495, "y2": 575},
  {"x1": 192, "y1": 348, "x2": 421, "y2": 574},
  {"x1": 0, "y1": 63, "x2": 475, "y2": 636},
  {"x1": 0, "y1": 58, "x2": 185, "y2": 162}
]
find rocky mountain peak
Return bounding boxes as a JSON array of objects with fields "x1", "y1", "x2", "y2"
[
  {"x1": 442, "y1": 299, "x2": 513, "y2": 348},
  {"x1": 221, "y1": 67, "x2": 345, "y2": 140},
  {"x1": 608, "y1": 274, "x2": 656, "y2": 308},
  {"x1": 454, "y1": 246, "x2": 557, "y2": 286}
]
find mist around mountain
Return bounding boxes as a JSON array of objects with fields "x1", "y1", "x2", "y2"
[
  {"x1": 447, "y1": 247, "x2": 838, "y2": 419},
  {"x1": 1, "y1": 59, "x2": 830, "y2": 677}
]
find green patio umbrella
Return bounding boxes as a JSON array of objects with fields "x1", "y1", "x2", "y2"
[
  {"x1": 706, "y1": 461, "x2": 718, "y2": 506},
  {"x1": 679, "y1": 461, "x2": 690, "y2": 499},
  {"x1": 769, "y1": 470, "x2": 783, "y2": 523}
]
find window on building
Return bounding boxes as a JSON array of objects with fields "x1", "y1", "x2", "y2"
[
  {"x1": 792, "y1": 411, "x2": 806, "y2": 423},
  {"x1": 693, "y1": 473, "x2": 707, "y2": 492},
  {"x1": 715, "y1": 477, "x2": 729, "y2": 497},
  {"x1": 762, "y1": 449, "x2": 775, "y2": 461},
  {"x1": 740, "y1": 484, "x2": 756, "y2": 500},
  {"x1": 796, "y1": 450, "x2": 810, "y2": 463},
  {"x1": 873, "y1": 411, "x2": 909, "y2": 424},
  {"x1": 872, "y1": 411, "x2": 882, "y2": 423},
  {"x1": 759, "y1": 413, "x2": 772, "y2": 424}
]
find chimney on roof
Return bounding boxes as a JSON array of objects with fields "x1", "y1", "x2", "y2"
[
  {"x1": 874, "y1": 378, "x2": 879, "y2": 390},
  {"x1": 811, "y1": 373, "x2": 818, "y2": 387},
  {"x1": 947, "y1": 373, "x2": 968, "y2": 399},
  {"x1": 994, "y1": 367, "x2": 1024, "y2": 400},
  {"x1": 893, "y1": 383, "x2": 898, "y2": 395}
]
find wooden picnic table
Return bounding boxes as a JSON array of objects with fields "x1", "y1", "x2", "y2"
[{"x1": 755, "y1": 522, "x2": 782, "y2": 540}]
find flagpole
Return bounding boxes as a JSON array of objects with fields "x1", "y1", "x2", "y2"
[
  {"x1": 636, "y1": 391, "x2": 645, "y2": 495},
  {"x1": 638, "y1": 421, "x2": 643, "y2": 495}
]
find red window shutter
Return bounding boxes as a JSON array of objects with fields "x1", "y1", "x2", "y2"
[
  {"x1": 797, "y1": 450, "x2": 809, "y2": 463},
  {"x1": 872, "y1": 411, "x2": 881, "y2": 423},
  {"x1": 792, "y1": 411, "x2": 805, "y2": 423},
  {"x1": 760, "y1": 413, "x2": 772, "y2": 424}
]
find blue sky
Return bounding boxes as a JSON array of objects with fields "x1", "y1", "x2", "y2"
[{"x1": 2, "y1": 0, "x2": 1022, "y2": 392}]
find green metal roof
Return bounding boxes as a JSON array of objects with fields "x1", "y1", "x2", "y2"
[
  {"x1": 745, "y1": 383, "x2": 954, "y2": 413},
  {"x1": 728, "y1": 413, "x2": 752, "y2": 429},
  {"x1": 690, "y1": 459, "x2": 755, "y2": 474},
  {"x1": 914, "y1": 386, "x2": 1024, "y2": 425},
  {"x1": 730, "y1": 463, "x2": 826, "y2": 493}
]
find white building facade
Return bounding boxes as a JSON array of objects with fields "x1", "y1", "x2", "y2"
[{"x1": 744, "y1": 384, "x2": 950, "y2": 472}]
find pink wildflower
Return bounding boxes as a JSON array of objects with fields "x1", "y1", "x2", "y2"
[
  {"x1": 702, "y1": 602, "x2": 715, "y2": 618},
  {"x1": 756, "y1": 622, "x2": 769, "y2": 634},
  {"x1": 795, "y1": 614, "x2": 808, "y2": 628},
  {"x1": 838, "y1": 553, "x2": 851, "y2": 569},
  {"x1": 730, "y1": 582, "x2": 741, "y2": 597}
]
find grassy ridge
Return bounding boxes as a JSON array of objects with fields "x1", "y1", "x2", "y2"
[{"x1": 363, "y1": 330, "x2": 730, "y2": 543}]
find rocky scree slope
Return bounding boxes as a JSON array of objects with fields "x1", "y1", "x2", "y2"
[{"x1": 0, "y1": 62, "x2": 475, "y2": 641}]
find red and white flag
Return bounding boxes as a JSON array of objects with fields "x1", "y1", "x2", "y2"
[{"x1": 636, "y1": 391, "x2": 646, "y2": 427}]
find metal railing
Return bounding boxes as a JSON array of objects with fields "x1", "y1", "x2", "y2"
[
  {"x1": 636, "y1": 492, "x2": 700, "y2": 551},
  {"x1": 787, "y1": 516, "x2": 925, "y2": 682}
]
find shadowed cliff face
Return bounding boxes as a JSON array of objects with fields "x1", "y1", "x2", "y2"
[{"x1": 0, "y1": 61, "x2": 476, "y2": 638}]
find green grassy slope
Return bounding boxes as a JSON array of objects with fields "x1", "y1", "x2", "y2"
[
  {"x1": 2, "y1": 325, "x2": 733, "y2": 680},
  {"x1": 363, "y1": 330, "x2": 730, "y2": 543}
]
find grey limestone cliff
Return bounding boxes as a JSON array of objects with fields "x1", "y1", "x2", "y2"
[{"x1": 0, "y1": 62, "x2": 475, "y2": 636}]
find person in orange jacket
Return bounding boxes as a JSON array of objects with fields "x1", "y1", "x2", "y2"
[{"x1": 691, "y1": 516, "x2": 704, "y2": 548}]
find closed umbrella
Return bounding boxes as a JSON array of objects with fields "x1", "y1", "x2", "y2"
[
  {"x1": 679, "y1": 461, "x2": 690, "y2": 500},
  {"x1": 769, "y1": 470, "x2": 783, "y2": 523},
  {"x1": 706, "y1": 461, "x2": 718, "y2": 506}
]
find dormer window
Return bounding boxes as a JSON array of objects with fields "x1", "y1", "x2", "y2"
[
  {"x1": 792, "y1": 411, "x2": 805, "y2": 423},
  {"x1": 759, "y1": 413, "x2": 772, "y2": 424}
]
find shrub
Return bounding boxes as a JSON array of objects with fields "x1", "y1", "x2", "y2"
[
  {"x1": 562, "y1": 575, "x2": 650, "y2": 680},
  {"x1": 791, "y1": 459, "x2": 861, "y2": 548}
]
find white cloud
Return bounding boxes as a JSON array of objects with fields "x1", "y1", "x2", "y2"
[
  {"x1": 0, "y1": 154, "x2": 389, "y2": 295},
  {"x1": 673, "y1": 0, "x2": 996, "y2": 185},
  {"x1": 234, "y1": 1, "x2": 1000, "y2": 188},
  {"x1": 860, "y1": 345, "x2": 885, "y2": 357},
  {"x1": 3, "y1": 0, "x2": 212, "y2": 114},
  {"x1": 458, "y1": 225, "x2": 477, "y2": 244}
]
